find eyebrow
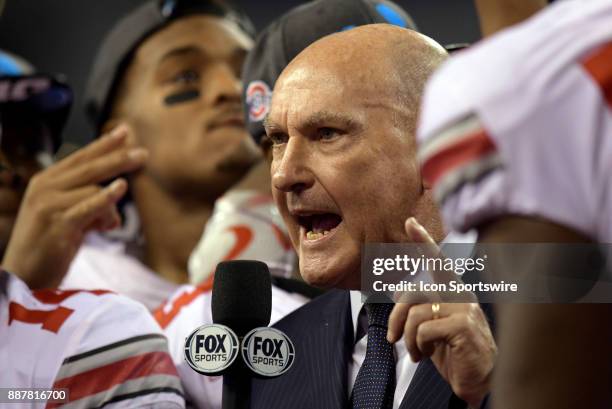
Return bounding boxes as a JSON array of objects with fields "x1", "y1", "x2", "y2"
[
  {"x1": 158, "y1": 45, "x2": 248, "y2": 65},
  {"x1": 158, "y1": 45, "x2": 203, "y2": 64},
  {"x1": 301, "y1": 111, "x2": 361, "y2": 131},
  {"x1": 263, "y1": 111, "x2": 361, "y2": 133}
]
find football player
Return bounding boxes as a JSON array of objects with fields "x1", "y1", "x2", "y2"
[
  {"x1": 418, "y1": 0, "x2": 612, "y2": 407},
  {"x1": 0, "y1": 49, "x2": 184, "y2": 408}
]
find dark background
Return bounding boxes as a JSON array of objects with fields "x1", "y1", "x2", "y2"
[{"x1": 0, "y1": 0, "x2": 481, "y2": 147}]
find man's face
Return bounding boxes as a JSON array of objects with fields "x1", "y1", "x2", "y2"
[
  {"x1": 0, "y1": 125, "x2": 51, "y2": 256},
  {"x1": 116, "y1": 15, "x2": 260, "y2": 198},
  {"x1": 266, "y1": 63, "x2": 423, "y2": 289}
]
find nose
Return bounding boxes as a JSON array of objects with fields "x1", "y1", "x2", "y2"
[
  {"x1": 0, "y1": 149, "x2": 32, "y2": 189},
  {"x1": 205, "y1": 62, "x2": 242, "y2": 107},
  {"x1": 0, "y1": 162, "x2": 23, "y2": 189},
  {"x1": 272, "y1": 137, "x2": 315, "y2": 194}
]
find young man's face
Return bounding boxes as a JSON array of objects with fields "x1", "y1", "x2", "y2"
[{"x1": 114, "y1": 15, "x2": 260, "y2": 198}]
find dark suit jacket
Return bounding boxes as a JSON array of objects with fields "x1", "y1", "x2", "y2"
[{"x1": 251, "y1": 289, "x2": 470, "y2": 409}]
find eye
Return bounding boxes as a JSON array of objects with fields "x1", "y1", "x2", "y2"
[
  {"x1": 170, "y1": 69, "x2": 200, "y2": 85},
  {"x1": 268, "y1": 132, "x2": 288, "y2": 146},
  {"x1": 317, "y1": 127, "x2": 340, "y2": 141}
]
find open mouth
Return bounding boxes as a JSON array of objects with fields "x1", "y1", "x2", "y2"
[{"x1": 297, "y1": 213, "x2": 343, "y2": 241}]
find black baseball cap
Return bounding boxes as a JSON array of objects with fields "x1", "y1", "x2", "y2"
[
  {"x1": 85, "y1": 0, "x2": 255, "y2": 132},
  {"x1": 242, "y1": 0, "x2": 418, "y2": 146},
  {"x1": 0, "y1": 50, "x2": 72, "y2": 152}
]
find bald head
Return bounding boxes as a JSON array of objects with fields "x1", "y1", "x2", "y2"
[{"x1": 275, "y1": 24, "x2": 447, "y2": 133}]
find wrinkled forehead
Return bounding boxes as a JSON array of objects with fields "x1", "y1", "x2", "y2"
[{"x1": 269, "y1": 61, "x2": 397, "y2": 127}]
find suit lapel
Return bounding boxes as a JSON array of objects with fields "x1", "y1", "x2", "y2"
[
  {"x1": 398, "y1": 358, "x2": 457, "y2": 409},
  {"x1": 305, "y1": 290, "x2": 353, "y2": 409},
  {"x1": 252, "y1": 290, "x2": 354, "y2": 409}
]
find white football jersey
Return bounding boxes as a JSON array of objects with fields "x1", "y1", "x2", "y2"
[
  {"x1": 188, "y1": 190, "x2": 296, "y2": 286},
  {"x1": 0, "y1": 270, "x2": 184, "y2": 408},
  {"x1": 153, "y1": 284, "x2": 307, "y2": 409},
  {"x1": 61, "y1": 233, "x2": 180, "y2": 311},
  {"x1": 62, "y1": 190, "x2": 295, "y2": 311},
  {"x1": 418, "y1": 0, "x2": 612, "y2": 242}
]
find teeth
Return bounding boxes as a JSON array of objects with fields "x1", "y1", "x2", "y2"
[{"x1": 306, "y1": 230, "x2": 332, "y2": 240}]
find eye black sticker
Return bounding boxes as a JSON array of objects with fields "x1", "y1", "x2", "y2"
[{"x1": 164, "y1": 89, "x2": 200, "y2": 106}]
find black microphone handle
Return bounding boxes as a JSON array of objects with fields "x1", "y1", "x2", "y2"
[{"x1": 222, "y1": 345, "x2": 251, "y2": 409}]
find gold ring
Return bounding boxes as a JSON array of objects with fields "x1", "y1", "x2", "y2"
[{"x1": 431, "y1": 303, "x2": 441, "y2": 320}]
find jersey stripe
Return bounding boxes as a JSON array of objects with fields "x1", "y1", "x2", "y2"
[
  {"x1": 420, "y1": 115, "x2": 497, "y2": 189},
  {"x1": 56, "y1": 334, "x2": 170, "y2": 379},
  {"x1": 49, "y1": 351, "x2": 179, "y2": 407},
  {"x1": 583, "y1": 41, "x2": 612, "y2": 109},
  {"x1": 48, "y1": 377, "x2": 184, "y2": 409},
  {"x1": 89, "y1": 386, "x2": 183, "y2": 409},
  {"x1": 61, "y1": 333, "x2": 165, "y2": 364}
]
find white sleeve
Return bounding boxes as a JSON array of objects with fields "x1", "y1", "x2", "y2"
[
  {"x1": 418, "y1": 7, "x2": 612, "y2": 242},
  {"x1": 52, "y1": 293, "x2": 185, "y2": 408}
]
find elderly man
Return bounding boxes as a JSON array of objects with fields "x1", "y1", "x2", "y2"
[{"x1": 252, "y1": 25, "x2": 496, "y2": 409}]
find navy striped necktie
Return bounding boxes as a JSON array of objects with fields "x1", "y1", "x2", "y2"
[{"x1": 351, "y1": 302, "x2": 396, "y2": 409}]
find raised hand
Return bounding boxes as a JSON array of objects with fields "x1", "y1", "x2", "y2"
[{"x1": 2, "y1": 125, "x2": 148, "y2": 288}]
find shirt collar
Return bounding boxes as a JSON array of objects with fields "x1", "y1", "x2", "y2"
[{"x1": 350, "y1": 290, "x2": 364, "y2": 341}]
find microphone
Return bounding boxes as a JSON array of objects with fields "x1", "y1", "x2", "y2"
[
  {"x1": 212, "y1": 260, "x2": 272, "y2": 409},
  {"x1": 212, "y1": 260, "x2": 272, "y2": 334},
  {"x1": 183, "y1": 260, "x2": 295, "y2": 407}
]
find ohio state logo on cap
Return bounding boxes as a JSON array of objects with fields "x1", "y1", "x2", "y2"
[{"x1": 246, "y1": 80, "x2": 272, "y2": 122}]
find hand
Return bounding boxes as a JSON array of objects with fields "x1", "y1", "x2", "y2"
[
  {"x1": 2, "y1": 125, "x2": 148, "y2": 288},
  {"x1": 387, "y1": 217, "x2": 497, "y2": 408}
]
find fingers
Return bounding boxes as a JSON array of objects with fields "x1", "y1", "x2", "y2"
[
  {"x1": 405, "y1": 217, "x2": 464, "y2": 290},
  {"x1": 387, "y1": 303, "x2": 413, "y2": 343},
  {"x1": 405, "y1": 217, "x2": 439, "y2": 255},
  {"x1": 63, "y1": 178, "x2": 128, "y2": 230},
  {"x1": 53, "y1": 185, "x2": 103, "y2": 208},
  {"x1": 55, "y1": 145, "x2": 148, "y2": 189},
  {"x1": 42, "y1": 124, "x2": 148, "y2": 190},
  {"x1": 415, "y1": 316, "x2": 455, "y2": 358},
  {"x1": 390, "y1": 302, "x2": 473, "y2": 363},
  {"x1": 89, "y1": 206, "x2": 122, "y2": 232},
  {"x1": 46, "y1": 125, "x2": 129, "y2": 176},
  {"x1": 402, "y1": 303, "x2": 450, "y2": 361}
]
